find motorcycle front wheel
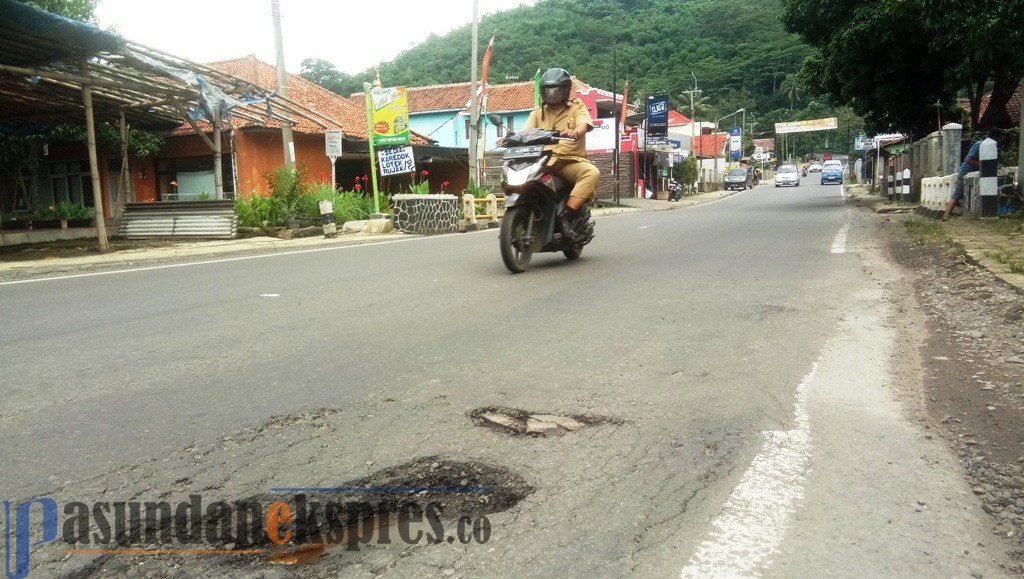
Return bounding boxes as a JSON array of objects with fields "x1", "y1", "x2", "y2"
[{"x1": 499, "y1": 206, "x2": 533, "y2": 273}]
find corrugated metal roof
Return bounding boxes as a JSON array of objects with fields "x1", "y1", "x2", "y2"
[{"x1": 0, "y1": 0, "x2": 337, "y2": 134}]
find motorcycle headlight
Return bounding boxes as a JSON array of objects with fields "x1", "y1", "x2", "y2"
[{"x1": 506, "y1": 158, "x2": 546, "y2": 186}]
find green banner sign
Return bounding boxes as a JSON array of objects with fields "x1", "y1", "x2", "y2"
[{"x1": 370, "y1": 86, "x2": 410, "y2": 147}]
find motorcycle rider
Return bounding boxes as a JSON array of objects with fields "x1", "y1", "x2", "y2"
[{"x1": 522, "y1": 67, "x2": 599, "y2": 240}]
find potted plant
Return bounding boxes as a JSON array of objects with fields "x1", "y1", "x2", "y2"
[
  {"x1": 53, "y1": 201, "x2": 95, "y2": 228},
  {"x1": 32, "y1": 204, "x2": 61, "y2": 229}
]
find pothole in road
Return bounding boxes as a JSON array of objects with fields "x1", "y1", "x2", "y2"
[
  {"x1": 65, "y1": 457, "x2": 532, "y2": 576},
  {"x1": 469, "y1": 406, "x2": 622, "y2": 436}
]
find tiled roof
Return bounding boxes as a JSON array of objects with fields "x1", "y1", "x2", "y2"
[
  {"x1": 753, "y1": 138, "x2": 775, "y2": 152},
  {"x1": 692, "y1": 133, "x2": 728, "y2": 157},
  {"x1": 350, "y1": 78, "x2": 593, "y2": 115},
  {"x1": 972, "y1": 81, "x2": 1021, "y2": 126},
  {"x1": 169, "y1": 55, "x2": 429, "y2": 144},
  {"x1": 668, "y1": 110, "x2": 692, "y2": 125}
]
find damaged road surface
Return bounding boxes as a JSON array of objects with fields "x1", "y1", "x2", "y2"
[{"x1": 0, "y1": 182, "x2": 1015, "y2": 577}]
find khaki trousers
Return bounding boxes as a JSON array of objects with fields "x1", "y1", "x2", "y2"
[{"x1": 550, "y1": 159, "x2": 600, "y2": 203}]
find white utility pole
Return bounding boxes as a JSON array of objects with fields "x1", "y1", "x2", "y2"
[
  {"x1": 681, "y1": 72, "x2": 701, "y2": 191},
  {"x1": 271, "y1": 0, "x2": 295, "y2": 169},
  {"x1": 468, "y1": 0, "x2": 480, "y2": 185}
]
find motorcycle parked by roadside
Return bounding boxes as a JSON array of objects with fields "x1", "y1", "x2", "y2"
[
  {"x1": 497, "y1": 128, "x2": 596, "y2": 274},
  {"x1": 668, "y1": 179, "x2": 682, "y2": 201}
]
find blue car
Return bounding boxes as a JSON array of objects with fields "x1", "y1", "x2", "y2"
[{"x1": 820, "y1": 160, "x2": 843, "y2": 185}]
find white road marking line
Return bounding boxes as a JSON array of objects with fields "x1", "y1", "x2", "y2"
[
  {"x1": 830, "y1": 222, "x2": 851, "y2": 254},
  {"x1": 260, "y1": 293, "x2": 280, "y2": 298},
  {"x1": 0, "y1": 237, "x2": 425, "y2": 286},
  {"x1": 680, "y1": 362, "x2": 817, "y2": 579},
  {"x1": 638, "y1": 225, "x2": 653, "y2": 229}
]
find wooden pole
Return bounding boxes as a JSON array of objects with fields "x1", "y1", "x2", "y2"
[{"x1": 82, "y1": 60, "x2": 109, "y2": 253}]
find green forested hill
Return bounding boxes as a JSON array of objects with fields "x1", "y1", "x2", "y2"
[
  {"x1": 302, "y1": 0, "x2": 863, "y2": 156},
  {"x1": 304, "y1": 0, "x2": 810, "y2": 118}
]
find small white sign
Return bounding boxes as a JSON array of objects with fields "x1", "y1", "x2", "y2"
[
  {"x1": 378, "y1": 146, "x2": 416, "y2": 176},
  {"x1": 730, "y1": 134, "x2": 741, "y2": 152},
  {"x1": 325, "y1": 130, "x2": 343, "y2": 157}
]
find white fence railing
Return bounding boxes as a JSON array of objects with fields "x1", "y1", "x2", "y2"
[{"x1": 920, "y1": 173, "x2": 955, "y2": 213}]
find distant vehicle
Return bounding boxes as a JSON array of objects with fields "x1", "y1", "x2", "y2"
[
  {"x1": 820, "y1": 160, "x2": 843, "y2": 185},
  {"x1": 724, "y1": 166, "x2": 754, "y2": 190},
  {"x1": 775, "y1": 164, "x2": 801, "y2": 187},
  {"x1": 808, "y1": 162, "x2": 823, "y2": 172}
]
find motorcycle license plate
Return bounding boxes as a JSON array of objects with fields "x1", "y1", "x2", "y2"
[{"x1": 503, "y1": 145, "x2": 544, "y2": 160}]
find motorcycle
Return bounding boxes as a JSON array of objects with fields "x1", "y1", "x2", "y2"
[
  {"x1": 497, "y1": 128, "x2": 596, "y2": 274},
  {"x1": 668, "y1": 179, "x2": 682, "y2": 201}
]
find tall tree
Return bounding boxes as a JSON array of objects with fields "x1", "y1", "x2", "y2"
[
  {"x1": 780, "y1": 75, "x2": 802, "y2": 111},
  {"x1": 782, "y1": 0, "x2": 958, "y2": 135},
  {"x1": 783, "y1": 0, "x2": 1022, "y2": 134},
  {"x1": 300, "y1": 59, "x2": 360, "y2": 97},
  {"x1": 20, "y1": 0, "x2": 97, "y2": 22},
  {"x1": 883, "y1": 0, "x2": 1024, "y2": 130}
]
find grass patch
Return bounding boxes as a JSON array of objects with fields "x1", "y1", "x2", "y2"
[
  {"x1": 992, "y1": 216, "x2": 1024, "y2": 237},
  {"x1": 986, "y1": 245, "x2": 1024, "y2": 273},
  {"x1": 904, "y1": 219, "x2": 948, "y2": 245}
]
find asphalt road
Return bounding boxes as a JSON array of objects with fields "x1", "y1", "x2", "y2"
[{"x1": 0, "y1": 181, "x2": 1010, "y2": 577}]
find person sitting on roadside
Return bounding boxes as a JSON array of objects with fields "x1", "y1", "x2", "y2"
[{"x1": 943, "y1": 128, "x2": 1003, "y2": 221}]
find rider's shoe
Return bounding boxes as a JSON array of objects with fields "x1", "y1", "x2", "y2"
[{"x1": 558, "y1": 208, "x2": 583, "y2": 241}]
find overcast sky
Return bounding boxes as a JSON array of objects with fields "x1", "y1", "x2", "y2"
[{"x1": 95, "y1": 0, "x2": 535, "y2": 76}]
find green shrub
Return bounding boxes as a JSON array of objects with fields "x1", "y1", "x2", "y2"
[
  {"x1": 463, "y1": 179, "x2": 493, "y2": 198},
  {"x1": 234, "y1": 194, "x2": 280, "y2": 228}
]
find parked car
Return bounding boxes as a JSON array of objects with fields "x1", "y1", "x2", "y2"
[
  {"x1": 820, "y1": 160, "x2": 843, "y2": 185},
  {"x1": 775, "y1": 164, "x2": 801, "y2": 187},
  {"x1": 808, "y1": 162, "x2": 823, "y2": 172},
  {"x1": 724, "y1": 166, "x2": 754, "y2": 190}
]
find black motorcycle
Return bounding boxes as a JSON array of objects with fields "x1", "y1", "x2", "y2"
[
  {"x1": 498, "y1": 128, "x2": 596, "y2": 273},
  {"x1": 668, "y1": 179, "x2": 682, "y2": 201}
]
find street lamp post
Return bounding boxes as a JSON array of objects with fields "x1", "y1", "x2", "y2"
[{"x1": 714, "y1": 108, "x2": 744, "y2": 189}]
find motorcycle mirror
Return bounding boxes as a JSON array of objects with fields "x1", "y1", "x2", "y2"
[{"x1": 487, "y1": 114, "x2": 504, "y2": 128}]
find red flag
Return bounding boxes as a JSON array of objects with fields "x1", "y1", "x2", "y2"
[
  {"x1": 478, "y1": 34, "x2": 495, "y2": 103},
  {"x1": 619, "y1": 79, "x2": 629, "y2": 136}
]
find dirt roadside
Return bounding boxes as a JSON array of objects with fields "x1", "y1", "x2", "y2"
[{"x1": 859, "y1": 192, "x2": 1024, "y2": 573}]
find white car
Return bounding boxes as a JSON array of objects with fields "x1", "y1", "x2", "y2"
[
  {"x1": 808, "y1": 163, "x2": 822, "y2": 172},
  {"x1": 775, "y1": 165, "x2": 801, "y2": 187}
]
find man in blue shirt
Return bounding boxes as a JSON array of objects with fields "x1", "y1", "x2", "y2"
[{"x1": 943, "y1": 128, "x2": 1003, "y2": 220}]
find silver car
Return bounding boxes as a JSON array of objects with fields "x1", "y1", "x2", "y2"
[{"x1": 775, "y1": 165, "x2": 801, "y2": 187}]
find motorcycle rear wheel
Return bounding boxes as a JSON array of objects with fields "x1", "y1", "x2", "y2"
[{"x1": 500, "y1": 206, "x2": 533, "y2": 273}]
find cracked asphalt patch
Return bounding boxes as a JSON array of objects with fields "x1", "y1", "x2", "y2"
[
  {"x1": 24, "y1": 389, "x2": 748, "y2": 578},
  {"x1": 469, "y1": 406, "x2": 623, "y2": 436}
]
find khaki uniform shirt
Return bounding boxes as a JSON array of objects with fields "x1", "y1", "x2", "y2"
[{"x1": 523, "y1": 98, "x2": 593, "y2": 164}]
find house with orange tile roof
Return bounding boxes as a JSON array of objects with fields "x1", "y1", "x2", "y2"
[
  {"x1": 155, "y1": 55, "x2": 477, "y2": 200},
  {"x1": 351, "y1": 77, "x2": 629, "y2": 153}
]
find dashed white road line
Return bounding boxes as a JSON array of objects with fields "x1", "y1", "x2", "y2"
[
  {"x1": 680, "y1": 362, "x2": 818, "y2": 578},
  {"x1": 830, "y1": 222, "x2": 851, "y2": 254}
]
